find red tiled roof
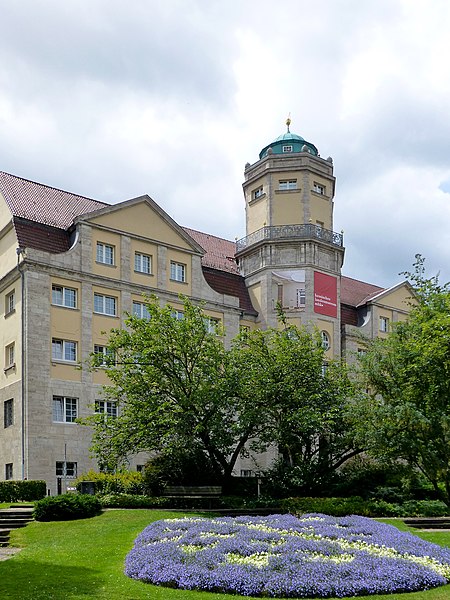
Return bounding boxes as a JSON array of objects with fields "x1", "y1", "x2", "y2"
[
  {"x1": 340, "y1": 275, "x2": 384, "y2": 307},
  {"x1": 202, "y1": 267, "x2": 257, "y2": 316},
  {"x1": 14, "y1": 218, "x2": 71, "y2": 253},
  {"x1": 183, "y1": 227, "x2": 239, "y2": 274},
  {"x1": 0, "y1": 171, "x2": 106, "y2": 229}
]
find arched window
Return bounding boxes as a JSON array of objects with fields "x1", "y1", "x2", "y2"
[{"x1": 321, "y1": 331, "x2": 330, "y2": 351}]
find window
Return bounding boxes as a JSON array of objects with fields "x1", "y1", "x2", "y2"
[
  {"x1": 94, "y1": 293, "x2": 117, "y2": 316},
  {"x1": 134, "y1": 252, "x2": 152, "y2": 274},
  {"x1": 53, "y1": 396, "x2": 78, "y2": 423},
  {"x1": 357, "y1": 348, "x2": 367, "y2": 356},
  {"x1": 52, "y1": 339, "x2": 77, "y2": 362},
  {"x1": 172, "y1": 310, "x2": 184, "y2": 321},
  {"x1": 204, "y1": 317, "x2": 220, "y2": 334},
  {"x1": 5, "y1": 463, "x2": 13, "y2": 480},
  {"x1": 4, "y1": 399, "x2": 13, "y2": 428},
  {"x1": 96, "y1": 242, "x2": 114, "y2": 265},
  {"x1": 253, "y1": 187, "x2": 263, "y2": 199},
  {"x1": 56, "y1": 461, "x2": 77, "y2": 478},
  {"x1": 93, "y1": 345, "x2": 115, "y2": 366},
  {"x1": 282, "y1": 145, "x2": 293, "y2": 152},
  {"x1": 240, "y1": 469, "x2": 253, "y2": 477},
  {"x1": 95, "y1": 400, "x2": 118, "y2": 418},
  {"x1": 296, "y1": 289, "x2": 306, "y2": 307},
  {"x1": 5, "y1": 291, "x2": 15, "y2": 315},
  {"x1": 5, "y1": 343, "x2": 15, "y2": 368},
  {"x1": 321, "y1": 362, "x2": 329, "y2": 376},
  {"x1": 52, "y1": 285, "x2": 77, "y2": 308},
  {"x1": 279, "y1": 180, "x2": 297, "y2": 190},
  {"x1": 170, "y1": 261, "x2": 186, "y2": 282},
  {"x1": 379, "y1": 316, "x2": 390, "y2": 332},
  {"x1": 321, "y1": 331, "x2": 330, "y2": 351},
  {"x1": 132, "y1": 301, "x2": 150, "y2": 320},
  {"x1": 313, "y1": 183, "x2": 325, "y2": 195}
]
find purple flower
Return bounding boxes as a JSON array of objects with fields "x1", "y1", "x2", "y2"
[{"x1": 124, "y1": 514, "x2": 450, "y2": 597}]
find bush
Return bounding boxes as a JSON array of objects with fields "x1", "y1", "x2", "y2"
[
  {"x1": 142, "y1": 447, "x2": 221, "y2": 495},
  {"x1": 99, "y1": 493, "x2": 171, "y2": 509},
  {"x1": 33, "y1": 494, "x2": 102, "y2": 521},
  {"x1": 0, "y1": 480, "x2": 46, "y2": 502},
  {"x1": 75, "y1": 470, "x2": 144, "y2": 496},
  {"x1": 279, "y1": 496, "x2": 450, "y2": 518}
]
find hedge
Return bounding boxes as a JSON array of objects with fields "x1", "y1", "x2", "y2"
[
  {"x1": 280, "y1": 496, "x2": 450, "y2": 517},
  {"x1": 99, "y1": 493, "x2": 171, "y2": 509},
  {"x1": 75, "y1": 470, "x2": 145, "y2": 495},
  {"x1": 33, "y1": 494, "x2": 102, "y2": 521},
  {"x1": 0, "y1": 480, "x2": 46, "y2": 502}
]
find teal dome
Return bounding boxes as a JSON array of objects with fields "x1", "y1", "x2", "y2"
[{"x1": 259, "y1": 124, "x2": 318, "y2": 159}]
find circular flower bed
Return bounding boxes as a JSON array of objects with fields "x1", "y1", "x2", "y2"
[{"x1": 125, "y1": 513, "x2": 450, "y2": 597}]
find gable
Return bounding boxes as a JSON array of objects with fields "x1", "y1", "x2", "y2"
[
  {"x1": 85, "y1": 198, "x2": 201, "y2": 252},
  {"x1": 371, "y1": 283, "x2": 414, "y2": 312}
]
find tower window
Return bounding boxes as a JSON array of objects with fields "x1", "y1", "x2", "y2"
[
  {"x1": 253, "y1": 187, "x2": 263, "y2": 199},
  {"x1": 279, "y1": 180, "x2": 297, "y2": 191},
  {"x1": 313, "y1": 183, "x2": 325, "y2": 195},
  {"x1": 321, "y1": 331, "x2": 330, "y2": 351},
  {"x1": 282, "y1": 145, "x2": 293, "y2": 152}
]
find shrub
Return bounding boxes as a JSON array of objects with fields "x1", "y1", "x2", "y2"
[
  {"x1": 280, "y1": 496, "x2": 450, "y2": 518},
  {"x1": 99, "y1": 493, "x2": 171, "y2": 509},
  {"x1": 33, "y1": 494, "x2": 102, "y2": 521},
  {"x1": 75, "y1": 470, "x2": 144, "y2": 495},
  {"x1": 0, "y1": 480, "x2": 46, "y2": 502}
]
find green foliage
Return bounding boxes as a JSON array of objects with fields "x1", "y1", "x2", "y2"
[
  {"x1": 0, "y1": 480, "x2": 46, "y2": 502},
  {"x1": 33, "y1": 493, "x2": 102, "y2": 521},
  {"x1": 280, "y1": 496, "x2": 450, "y2": 518},
  {"x1": 75, "y1": 470, "x2": 145, "y2": 495},
  {"x1": 142, "y1": 447, "x2": 221, "y2": 496},
  {"x1": 357, "y1": 255, "x2": 450, "y2": 505},
  {"x1": 83, "y1": 295, "x2": 360, "y2": 489},
  {"x1": 99, "y1": 493, "x2": 171, "y2": 508}
]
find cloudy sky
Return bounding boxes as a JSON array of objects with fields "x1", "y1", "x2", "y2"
[{"x1": 1, "y1": 0, "x2": 450, "y2": 287}]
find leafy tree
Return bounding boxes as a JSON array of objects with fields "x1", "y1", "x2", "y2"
[
  {"x1": 86, "y1": 296, "x2": 270, "y2": 485},
  {"x1": 86, "y1": 295, "x2": 360, "y2": 491},
  {"x1": 234, "y1": 325, "x2": 362, "y2": 495},
  {"x1": 357, "y1": 256, "x2": 450, "y2": 505}
]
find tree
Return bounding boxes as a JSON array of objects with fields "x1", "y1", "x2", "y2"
[
  {"x1": 357, "y1": 256, "x2": 450, "y2": 505},
  {"x1": 87, "y1": 296, "x2": 271, "y2": 485},
  {"x1": 233, "y1": 325, "x2": 362, "y2": 495},
  {"x1": 86, "y1": 295, "x2": 360, "y2": 491}
]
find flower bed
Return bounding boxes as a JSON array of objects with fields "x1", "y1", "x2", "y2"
[{"x1": 125, "y1": 513, "x2": 450, "y2": 597}]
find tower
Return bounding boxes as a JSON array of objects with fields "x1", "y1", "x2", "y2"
[{"x1": 236, "y1": 118, "x2": 345, "y2": 357}]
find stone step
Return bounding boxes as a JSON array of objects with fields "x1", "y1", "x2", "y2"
[
  {"x1": 0, "y1": 519, "x2": 30, "y2": 529},
  {"x1": 404, "y1": 518, "x2": 450, "y2": 529}
]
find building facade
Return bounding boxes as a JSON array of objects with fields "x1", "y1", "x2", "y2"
[{"x1": 0, "y1": 124, "x2": 412, "y2": 493}]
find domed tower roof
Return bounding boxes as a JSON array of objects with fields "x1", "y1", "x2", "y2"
[{"x1": 259, "y1": 117, "x2": 319, "y2": 159}]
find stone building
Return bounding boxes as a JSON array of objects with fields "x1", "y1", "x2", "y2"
[{"x1": 0, "y1": 123, "x2": 411, "y2": 493}]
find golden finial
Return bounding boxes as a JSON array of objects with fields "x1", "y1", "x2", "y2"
[{"x1": 286, "y1": 113, "x2": 291, "y2": 132}]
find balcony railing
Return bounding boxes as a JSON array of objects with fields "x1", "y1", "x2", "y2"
[{"x1": 236, "y1": 224, "x2": 344, "y2": 253}]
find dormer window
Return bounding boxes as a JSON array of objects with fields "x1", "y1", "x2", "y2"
[{"x1": 282, "y1": 145, "x2": 293, "y2": 152}]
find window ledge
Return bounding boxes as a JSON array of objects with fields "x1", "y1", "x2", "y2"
[
  {"x1": 3, "y1": 363, "x2": 16, "y2": 373},
  {"x1": 4, "y1": 309, "x2": 16, "y2": 319},
  {"x1": 169, "y1": 279, "x2": 188, "y2": 285},
  {"x1": 134, "y1": 270, "x2": 154, "y2": 276},
  {"x1": 275, "y1": 189, "x2": 298, "y2": 194},
  {"x1": 51, "y1": 304, "x2": 79, "y2": 310},
  {"x1": 95, "y1": 262, "x2": 117, "y2": 268},
  {"x1": 93, "y1": 312, "x2": 118, "y2": 318},
  {"x1": 51, "y1": 360, "x2": 78, "y2": 366}
]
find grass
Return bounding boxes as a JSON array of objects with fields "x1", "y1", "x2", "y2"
[{"x1": 0, "y1": 511, "x2": 448, "y2": 600}]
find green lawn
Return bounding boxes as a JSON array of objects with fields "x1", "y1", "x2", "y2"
[{"x1": 0, "y1": 510, "x2": 449, "y2": 600}]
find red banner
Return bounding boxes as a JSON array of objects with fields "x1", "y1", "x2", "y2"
[{"x1": 314, "y1": 272, "x2": 337, "y2": 317}]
